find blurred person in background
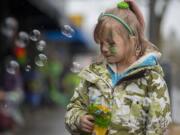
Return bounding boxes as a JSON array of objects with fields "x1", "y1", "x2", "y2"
[
  {"x1": 0, "y1": 17, "x2": 24, "y2": 135},
  {"x1": 41, "y1": 51, "x2": 65, "y2": 106}
]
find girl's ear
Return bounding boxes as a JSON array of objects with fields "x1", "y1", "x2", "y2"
[
  {"x1": 129, "y1": 36, "x2": 136, "y2": 47},
  {"x1": 130, "y1": 36, "x2": 141, "y2": 57}
]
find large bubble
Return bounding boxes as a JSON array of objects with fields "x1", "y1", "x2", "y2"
[
  {"x1": 30, "y1": 29, "x2": 41, "y2": 42},
  {"x1": 35, "y1": 54, "x2": 48, "y2": 67},
  {"x1": 61, "y1": 25, "x2": 75, "y2": 38}
]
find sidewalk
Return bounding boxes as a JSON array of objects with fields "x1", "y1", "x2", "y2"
[
  {"x1": 172, "y1": 86, "x2": 180, "y2": 123},
  {"x1": 16, "y1": 106, "x2": 69, "y2": 135},
  {"x1": 15, "y1": 86, "x2": 180, "y2": 135}
]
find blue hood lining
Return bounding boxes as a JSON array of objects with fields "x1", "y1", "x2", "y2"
[{"x1": 108, "y1": 55, "x2": 158, "y2": 87}]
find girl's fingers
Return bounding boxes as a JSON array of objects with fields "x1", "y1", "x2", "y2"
[
  {"x1": 84, "y1": 119, "x2": 94, "y2": 127},
  {"x1": 86, "y1": 115, "x2": 95, "y2": 121},
  {"x1": 82, "y1": 127, "x2": 92, "y2": 133},
  {"x1": 82, "y1": 124, "x2": 93, "y2": 131},
  {"x1": 81, "y1": 124, "x2": 94, "y2": 133},
  {"x1": 80, "y1": 115, "x2": 94, "y2": 133}
]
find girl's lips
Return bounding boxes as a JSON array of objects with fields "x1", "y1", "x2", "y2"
[{"x1": 105, "y1": 55, "x2": 113, "y2": 58}]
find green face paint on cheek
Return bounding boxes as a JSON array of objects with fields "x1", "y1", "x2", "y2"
[{"x1": 109, "y1": 46, "x2": 117, "y2": 55}]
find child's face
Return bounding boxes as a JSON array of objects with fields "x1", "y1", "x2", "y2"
[{"x1": 99, "y1": 28, "x2": 129, "y2": 64}]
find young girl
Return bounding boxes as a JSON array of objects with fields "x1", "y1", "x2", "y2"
[{"x1": 65, "y1": 0, "x2": 172, "y2": 135}]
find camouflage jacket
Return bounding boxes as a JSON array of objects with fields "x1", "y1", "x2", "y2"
[{"x1": 65, "y1": 53, "x2": 172, "y2": 135}]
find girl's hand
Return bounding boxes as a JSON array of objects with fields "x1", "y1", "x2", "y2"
[{"x1": 79, "y1": 115, "x2": 94, "y2": 133}]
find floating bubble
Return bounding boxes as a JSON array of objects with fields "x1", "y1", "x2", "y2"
[
  {"x1": 15, "y1": 31, "x2": 29, "y2": 48},
  {"x1": 25, "y1": 65, "x2": 31, "y2": 72},
  {"x1": 61, "y1": 25, "x2": 75, "y2": 38},
  {"x1": 30, "y1": 29, "x2": 41, "y2": 42},
  {"x1": 35, "y1": 54, "x2": 48, "y2": 67},
  {"x1": 6, "y1": 60, "x2": 19, "y2": 75},
  {"x1": 70, "y1": 62, "x2": 81, "y2": 73},
  {"x1": 36, "y1": 40, "x2": 46, "y2": 51},
  {"x1": 1, "y1": 17, "x2": 18, "y2": 38}
]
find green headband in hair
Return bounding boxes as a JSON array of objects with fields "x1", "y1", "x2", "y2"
[{"x1": 98, "y1": 1, "x2": 134, "y2": 35}]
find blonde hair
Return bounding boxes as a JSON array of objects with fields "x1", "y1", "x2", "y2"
[{"x1": 94, "y1": 6, "x2": 160, "y2": 60}]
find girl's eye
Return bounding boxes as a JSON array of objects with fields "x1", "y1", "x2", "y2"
[
  {"x1": 108, "y1": 42, "x2": 115, "y2": 47},
  {"x1": 99, "y1": 42, "x2": 104, "y2": 46}
]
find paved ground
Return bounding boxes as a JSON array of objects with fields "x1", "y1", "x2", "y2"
[
  {"x1": 16, "y1": 106, "x2": 70, "y2": 135},
  {"x1": 14, "y1": 86, "x2": 180, "y2": 135},
  {"x1": 172, "y1": 87, "x2": 180, "y2": 123}
]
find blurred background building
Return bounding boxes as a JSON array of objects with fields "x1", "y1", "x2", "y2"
[{"x1": 0, "y1": 0, "x2": 180, "y2": 135}]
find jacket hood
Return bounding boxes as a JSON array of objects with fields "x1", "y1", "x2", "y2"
[{"x1": 79, "y1": 51, "x2": 164, "y2": 87}]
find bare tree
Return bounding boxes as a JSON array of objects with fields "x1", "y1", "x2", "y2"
[{"x1": 149, "y1": 0, "x2": 170, "y2": 49}]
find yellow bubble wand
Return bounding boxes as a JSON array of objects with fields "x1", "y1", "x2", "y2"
[{"x1": 88, "y1": 104, "x2": 111, "y2": 135}]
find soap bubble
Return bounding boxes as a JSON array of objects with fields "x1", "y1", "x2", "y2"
[
  {"x1": 15, "y1": 31, "x2": 29, "y2": 48},
  {"x1": 30, "y1": 29, "x2": 41, "y2": 42},
  {"x1": 6, "y1": 60, "x2": 19, "y2": 75},
  {"x1": 25, "y1": 65, "x2": 31, "y2": 72},
  {"x1": 70, "y1": 62, "x2": 82, "y2": 73},
  {"x1": 61, "y1": 25, "x2": 75, "y2": 38},
  {"x1": 1, "y1": 17, "x2": 18, "y2": 38},
  {"x1": 36, "y1": 40, "x2": 46, "y2": 51},
  {"x1": 35, "y1": 54, "x2": 48, "y2": 67}
]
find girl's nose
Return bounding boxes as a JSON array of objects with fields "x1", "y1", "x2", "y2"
[{"x1": 101, "y1": 44, "x2": 109, "y2": 54}]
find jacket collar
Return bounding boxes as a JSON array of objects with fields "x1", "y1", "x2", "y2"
[{"x1": 78, "y1": 52, "x2": 163, "y2": 87}]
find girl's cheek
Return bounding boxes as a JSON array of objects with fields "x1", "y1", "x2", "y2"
[{"x1": 109, "y1": 46, "x2": 117, "y2": 55}]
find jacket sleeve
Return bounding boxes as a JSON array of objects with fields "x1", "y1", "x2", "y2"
[
  {"x1": 145, "y1": 70, "x2": 172, "y2": 135},
  {"x1": 65, "y1": 79, "x2": 89, "y2": 134}
]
